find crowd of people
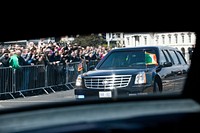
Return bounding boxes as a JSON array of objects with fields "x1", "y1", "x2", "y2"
[
  {"x1": 0, "y1": 41, "x2": 111, "y2": 69},
  {"x1": 0, "y1": 41, "x2": 111, "y2": 91}
]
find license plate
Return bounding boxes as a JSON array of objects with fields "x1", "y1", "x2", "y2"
[{"x1": 99, "y1": 91, "x2": 112, "y2": 98}]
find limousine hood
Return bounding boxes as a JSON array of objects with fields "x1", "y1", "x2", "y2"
[{"x1": 82, "y1": 69, "x2": 152, "y2": 77}]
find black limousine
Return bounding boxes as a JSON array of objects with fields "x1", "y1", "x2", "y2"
[{"x1": 74, "y1": 46, "x2": 189, "y2": 99}]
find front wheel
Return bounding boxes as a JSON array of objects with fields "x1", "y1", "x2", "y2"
[{"x1": 153, "y1": 81, "x2": 161, "y2": 93}]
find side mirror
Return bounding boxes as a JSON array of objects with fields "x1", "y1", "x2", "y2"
[
  {"x1": 163, "y1": 62, "x2": 173, "y2": 67},
  {"x1": 156, "y1": 65, "x2": 162, "y2": 72}
]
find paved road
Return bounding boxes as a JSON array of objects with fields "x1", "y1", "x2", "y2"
[
  {"x1": 0, "y1": 89, "x2": 75, "y2": 109},
  {"x1": 0, "y1": 86, "x2": 183, "y2": 110}
]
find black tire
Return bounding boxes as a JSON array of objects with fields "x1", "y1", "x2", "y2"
[{"x1": 153, "y1": 81, "x2": 160, "y2": 93}]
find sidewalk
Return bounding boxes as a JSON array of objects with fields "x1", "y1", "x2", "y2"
[{"x1": 0, "y1": 89, "x2": 75, "y2": 109}]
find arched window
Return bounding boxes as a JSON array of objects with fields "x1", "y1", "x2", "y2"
[{"x1": 188, "y1": 32, "x2": 192, "y2": 43}]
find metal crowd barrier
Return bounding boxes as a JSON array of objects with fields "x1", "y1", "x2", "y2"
[
  {"x1": 0, "y1": 60, "x2": 101, "y2": 99},
  {"x1": 0, "y1": 62, "x2": 87, "y2": 99},
  {"x1": 14, "y1": 65, "x2": 46, "y2": 92},
  {"x1": 67, "y1": 62, "x2": 81, "y2": 83},
  {"x1": 0, "y1": 67, "x2": 13, "y2": 94},
  {"x1": 47, "y1": 64, "x2": 66, "y2": 86}
]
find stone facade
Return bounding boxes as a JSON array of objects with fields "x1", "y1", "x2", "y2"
[{"x1": 106, "y1": 32, "x2": 196, "y2": 63}]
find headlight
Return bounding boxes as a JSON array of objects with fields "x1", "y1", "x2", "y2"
[
  {"x1": 134, "y1": 72, "x2": 146, "y2": 84},
  {"x1": 76, "y1": 75, "x2": 82, "y2": 86}
]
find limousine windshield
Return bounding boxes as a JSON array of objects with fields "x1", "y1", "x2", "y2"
[{"x1": 98, "y1": 49, "x2": 157, "y2": 70}]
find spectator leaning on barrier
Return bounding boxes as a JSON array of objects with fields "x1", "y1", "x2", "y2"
[
  {"x1": 0, "y1": 49, "x2": 11, "y2": 91},
  {"x1": 9, "y1": 49, "x2": 30, "y2": 91},
  {"x1": 9, "y1": 50, "x2": 21, "y2": 69},
  {"x1": 0, "y1": 49, "x2": 10, "y2": 67}
]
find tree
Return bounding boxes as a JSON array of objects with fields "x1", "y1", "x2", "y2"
[{"x1": 73, "y1": 33, "x2": 106, "y2": 47}]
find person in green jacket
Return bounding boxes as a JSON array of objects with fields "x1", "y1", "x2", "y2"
[
  {"x1": 9, "y1": 49, "x2": 30, "y2": 91},
  {"x1": 9, "y1": 50, "x2": 20, "y2": 69}
]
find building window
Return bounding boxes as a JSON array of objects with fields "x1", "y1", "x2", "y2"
[
  {"x1": 168, "y1": 34, "x2": 171, "y2": 44},
  {"x1": 127, "y1": 37, "x2": 129, "y2": 45},
  {"x1": 181, "y1": 33, "x2": 184, "y2": 43},
  {"x1": 174, "y1": 34, "x2": 178, "y2": 43},
  {"x1": 113, "y1": 33, "x2": 117, "y2": 38},
  {"x1": 117, "y1": 33, "x2": 120, "y2": 38},
  {"x1": 144, "y1": 36, "x2": 147, "y2": 45},
  {"x1": 162, "y1": 35, "x2": 165, "y2": 44},
  {"x1": 188, "y1": 32, "x2": 191, "y2": 43},
  {"x1": 156, "y1": 35, "x2": 159, "y2": 44}
]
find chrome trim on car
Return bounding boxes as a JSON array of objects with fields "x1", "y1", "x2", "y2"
[{"x1": 84, "y1": 75, "x2": 132, "y2": 89}]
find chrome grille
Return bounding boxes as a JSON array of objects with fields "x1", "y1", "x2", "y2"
[{"x1": 84, "y1": 75, "x2": 132, "y2": 89}]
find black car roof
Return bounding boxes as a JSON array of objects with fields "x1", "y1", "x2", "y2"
[{"x1": 112, "y1": 45, "x2": 178, "y2": 51}]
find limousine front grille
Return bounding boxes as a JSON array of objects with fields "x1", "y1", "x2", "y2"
[{"x1": 84, "y1": 75, "x2": 132, "y2": 89}]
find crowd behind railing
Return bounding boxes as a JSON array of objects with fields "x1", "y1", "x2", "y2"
[
  {"x1": 0, "y1": 41, "x2": 110, "y2": 68},
  {"x1": 0, "y1": 41, "x2": 111, "y2": 96}
]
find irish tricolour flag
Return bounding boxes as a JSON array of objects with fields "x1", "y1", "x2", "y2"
[{"x1": 145, "y1": 51, "x2": 158, "y2": 65}]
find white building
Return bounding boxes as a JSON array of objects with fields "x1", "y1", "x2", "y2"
[
  {"x1": 106, "y1": 32, "x2": 196, "y2": 63},
  {"x1": 106, "y1": 32, "x2": 124, "y2": 47}
]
